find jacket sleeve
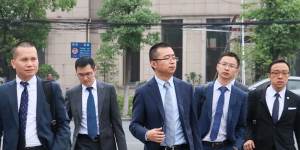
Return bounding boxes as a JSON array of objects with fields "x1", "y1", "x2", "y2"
[
  {"x1": 234, "y1": 92, "x2": 248, "y2": 149},
  {"x1": 64, "y1": 90, "x2": 72, "y2": 122},
  {"x1": 245, "y1": 90, "x2": 258, "y2": 141},
  {"x1": 109, "y1": 85, "x2": 127, "y2": 150},
  {"x1": 294, "y1": 95, "x2": 300, "y2": 146},
  {"x1": 51, "y1": 82, "x2": 71, "y2": 150}
]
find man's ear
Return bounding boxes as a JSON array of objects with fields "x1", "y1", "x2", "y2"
[
  {"x1": 150, "y1": 61, "x2": 157, "y2": 69},
  {"x1": 11, "y1": 59, "x2": 16, "y2": 69}
]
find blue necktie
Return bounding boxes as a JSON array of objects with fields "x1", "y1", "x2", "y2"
[
  {"x1": 86, "y1": 87, "x2": 98, "y2": 139},
  {"x1": 19, "y1": 81, "x2": 29, "y2": 138},
  {"x1": 272, "y1": 93, "x2": 280, "y2": 123},
  {"x1": 210, "y1": 86, "x2": 228, "y2": 141},
  {"x1": 163, "y1": 82, "x2": 176, "y2": 146}
]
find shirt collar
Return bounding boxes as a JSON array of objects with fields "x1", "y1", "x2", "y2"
[
  {"x1": 214, "y1": 80, "x2": 232, "y2": 92},
  {"x1": 82, "y1": 80, "x2": 97, "y2": 91},
  {"x1": 16, "y1": 75, "x2": 36, "y2": 87},
  {"x1": 155, "y1": 75, "x2": 174, "y2": 88},
  {"x1": 268, "y1": 85, "x2": 286, "y2": 98}
]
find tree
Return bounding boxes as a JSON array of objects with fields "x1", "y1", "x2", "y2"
[
  {"x1": 0, "y1": 0, "x2": 76, "y2": 79},
  {"x1": 243, "y1": 0, "x2": 300, "y2": 80},
  {"x1": 37, "y1": 64, "x2": 60, "y2": 80},
  {"x1": 98, "y1": 0, "x2": 160, "y2": 116}
]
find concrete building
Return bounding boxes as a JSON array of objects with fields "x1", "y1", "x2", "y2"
[{"x1": 46, "y1": 0, "x2": 242, "y2": 91}]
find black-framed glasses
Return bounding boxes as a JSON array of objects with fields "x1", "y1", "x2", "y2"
[
  {"x1": 152, "y1": 56, "x2": 179, "y2": 62},
  {"x1": 218, "y1": 62, "x2": 238, "y2": 69},
  {"x1": 77, "y1": 72, "x2": 94, "y2": 78},
  {"x1": 271, "y1": 71, "x2": 289, "y2": 76}
]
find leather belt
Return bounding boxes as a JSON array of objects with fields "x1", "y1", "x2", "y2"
[
  {"x1": 203, "y1": 140, "x2": 230, "y2": 149},
  {"x1": 23, "y1": 145, "x2": 44, "y2": 150},
  {"x1": 162, "y1": 144, "x2": 189, "y2": 150},
  {"x1": 78, "y1": 134, "x2": 100, "y2": 142}
]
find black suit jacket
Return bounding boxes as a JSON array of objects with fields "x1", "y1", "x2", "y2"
[
  {"x1": 129, "y1": 77, "x2": 199, "y2": 150},
  {"x1": 246, "y1": 87, "x2": 300, "y2": 150},
  {"x1": 0, "y1": 77, "x2": 71, "y2": 150}
]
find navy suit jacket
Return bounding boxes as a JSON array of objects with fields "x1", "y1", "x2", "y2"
[
  {"x1": 0, "y1": 77, "x2": 71, "y2": 150},
  {"x1": 129, "y1": 77, "x2": 199, "y2": 150},
  {"x1": 194, "y1": 82, "x2": 247, "y2": 149}
]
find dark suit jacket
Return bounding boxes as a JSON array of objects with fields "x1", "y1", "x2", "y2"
[
  {"x1": 245, "y1": 87, "x2": 300, "y2": 150},
  {"x1": 0, "y1": 77, "x2": 71, "y2": 150},
  {"x1": 65, "y1": 81, "x2": 127, "y2": 150},
  {"x1": 129, "y1": 77, "x2": 198, "y2": 150},
  {"x1": 193, "y1": 82, "x2": 247, "y2": 149},
  {"x1": 234, "y1": 81, "x2": 249, "y2": 93}
]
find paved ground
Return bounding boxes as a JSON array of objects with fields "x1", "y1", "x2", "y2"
[{"x1": 123, "y1": 120, "x2": 144, "y2": 150}]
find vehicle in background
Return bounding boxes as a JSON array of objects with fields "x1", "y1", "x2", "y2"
[{"x1": 248, "y1": 76, "x2": 300, "y2": 96}]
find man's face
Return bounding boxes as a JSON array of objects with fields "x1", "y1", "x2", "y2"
[
  {"x1": 216, "y1": 56, "x2": 239, "y2": 81},
  {"x1": 150, "y1": 47, "x2": 177, "y2": 77},
  {"x1": 11, "y1": 46, "x2": 39, "y2": 81},
  {"x1": 76, "y1": 64, "x2": 96, "y2": 87},
  {"x1": 269, "y1": 62, "x2": 289, "y2": 91}
]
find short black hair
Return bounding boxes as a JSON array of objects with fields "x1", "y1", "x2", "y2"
[
  {"x1": 217, "y1": 51, "x2": 240, "y2": 67},
  {"x1": 12, "y1": 41, "x2": 36, "y2": 58},
  {"x1": 268, "y1": 59, "x2": 290, "y2": 73},
  {"x1": 75, "y1": 56, "x2": 96, "y2": 70},
  {"x1": 149, "y1": 42, "x2": 172, "y2": 61}
]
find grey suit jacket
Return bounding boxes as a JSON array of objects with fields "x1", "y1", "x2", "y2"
[{"x1": 65, "y1": 81, "x2": 127, "y2": 150}]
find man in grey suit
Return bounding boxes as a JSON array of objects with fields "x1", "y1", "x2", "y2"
[{"x1": 65, "y1": 57, "x2": 127, "y2": 150}]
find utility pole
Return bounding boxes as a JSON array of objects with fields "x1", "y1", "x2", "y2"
[{"x1": 241, "y1": 0, "x2": 246, "y2": 85}]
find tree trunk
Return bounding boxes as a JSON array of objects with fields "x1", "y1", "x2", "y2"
[{"x1": 122, "y1": 51, "x2": 132, "y2": 117}]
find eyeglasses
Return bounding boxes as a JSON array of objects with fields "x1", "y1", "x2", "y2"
[
  {"x1": 152, "y1": 55, "x2": 179, "y2": 62},
  {"x1": 218, "y1": 62, "x2": 238, "y2": 69},
  {"x1": 271, "y1": 71, "x2": 289, "y2": 76},
  {"x1": 77, "y1": 72, "x2": 94, "y2": 78}
]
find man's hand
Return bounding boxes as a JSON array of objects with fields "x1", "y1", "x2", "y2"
[
  {"x1": 146, "y1": 127, "x2": 165, "y2": 143},
  {"x1": 243, "y1": 140, "x2": 255, "y2": 150}
]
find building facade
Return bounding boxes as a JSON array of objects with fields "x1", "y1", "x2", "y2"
[{"x1": 46, "y1": 0, "x2": 242, "y2": 91}]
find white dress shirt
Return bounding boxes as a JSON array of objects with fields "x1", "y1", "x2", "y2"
[
  {"x1": 79, "y1": 80, "x2": 100, "y2": 135},
  {"x1": 16, "y1": 75, "x2": 41, "y2": 147},
  {"x1": 155, "y1": 76, "x2": 186, "y2": 145},
  {"x1": 265, "y1": 85, "x2": 286, "y2": 120},
  {"x1": 203, "y1": 80, "x2": 232, "y2": 142}
]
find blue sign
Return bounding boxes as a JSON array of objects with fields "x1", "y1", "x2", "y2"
[{"x1": 71, "y1": 42, "x2": 92, "y2": 58}]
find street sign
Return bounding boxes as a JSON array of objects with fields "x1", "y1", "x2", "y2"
[{"x1": 71, "y1": 42, "x2": 92, "y2": 58}]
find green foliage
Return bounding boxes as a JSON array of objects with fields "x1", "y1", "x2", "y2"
[
  {"x1": 95, "y1": 42, "x2": 119, "y2": 82},
  {"x1": 0, "y1": 0, "x2": 76, "y2": 78},
  {"x1": 117, "y1": 95, "x2": 133, "y2": 116},
  {"x1": 243, "y1": 0, "x2": 300, "y2": 79},
  {"x1": 185, "y1": 72, "x2": 202, "y2": 86},
  {"x1": 98, "y1": 0, "x2": 161, "y2": 53},
  {"x1": 37, "y1": 64, "x2": 60, "y2": 80}
]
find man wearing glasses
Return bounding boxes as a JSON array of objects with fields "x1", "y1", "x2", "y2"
[
  {"x1": 129, "y1": 42, "x2": 199, "y2": 150},
  {"x1": 194, "y1": 52, "x2": 247, "y2": 150},
  {"x1": 244, "y1": 59, "x2": 300, "y2": 150},
  {"x1": 65, "y1": 57, "x2": 127, "y2": 150}
]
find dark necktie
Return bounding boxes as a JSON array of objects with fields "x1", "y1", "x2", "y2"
[
  {"x1": 210, "y1": 86, "x2": 228, "y2": 141},
  {"x1": 163, "y1": 82, "x2": 175, "y2": 146},
  {"x1": 86, "y1": 87, "x2": 98, "y2": 139},
  {"x1": 272, "y1": 93, "x2": 280, "y2": 123},
  {"x1": 18, "y1": 81, "x2": 29, "y2": 147}
]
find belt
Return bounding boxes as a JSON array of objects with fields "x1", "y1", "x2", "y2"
[
  {"x1": 78, "y1": 134, "x2": 100, "y2": 142},
  {"x1": 162, "y1": 144, "x2": 189, "y2": 150},
  {"x1": 203, "y1": 140, "x2": 230, "y2": 149},
  {"x1": 23, "y1": 145, "x2": 44, "y2": 150}
]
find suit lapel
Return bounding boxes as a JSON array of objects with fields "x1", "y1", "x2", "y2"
[
  {"x1": 279, "y1": 90, "x2": 293, "y2": 122},
  {"x1": 205, "y1": 83, "x2": 214, "y2": 121},
  {"x1": 7, "y1": 80, "x2": 19, "y2": 126},
  {"x1": 259, "y1": 88, "x2": 273, "y2": 121},
  {"x1": 96, "y1": 82, "x2": 105, "y2": 121},
  {"x1": 75, "y1": 86, "x2": 83, "y2": 121},
  {"x1": 148, "y1": 77, "x2": 165, "y2": 121},
  {"x1": 174, "y1": 78, "x2": 184, "y2": 119},
  {"x1": 227, "y1": 86, "x2": 238, "y2": 130}
]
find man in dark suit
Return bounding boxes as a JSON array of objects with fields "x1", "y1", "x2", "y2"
[
  {"x1": 65, "y1": 57, "x2": 127, "y2": 150},
  {"x1": 244, "y1": 59, "x2": 300, "y2": 150},
  {"x1": 194, "y1": 52, "x2": 247, "y2": 150},
  {"x1": 0, "y1": 41, "x2": 70, "y2": 150},
  {"x1": 129, "y1": 42, "x2": 198, "y2": 150}
]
